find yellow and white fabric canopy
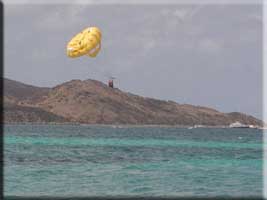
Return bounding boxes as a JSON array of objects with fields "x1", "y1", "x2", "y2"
[{"x1": 66, "y1": 27, "x2": 102, "y2": 58}]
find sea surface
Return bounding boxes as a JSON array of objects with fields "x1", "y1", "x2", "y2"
[{"x1": 4, "y1": 124, "x2": 264, "y2": 197}]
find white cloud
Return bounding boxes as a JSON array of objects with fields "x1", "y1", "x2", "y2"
[
  {"x1": 4, "y1": 0, "x2": 96, "y2": 4},
  {"x1": 173, "y1": 8, "x2": 190, "y2": 20},
  {"x1": 143, "y1": 39, "x2": 156, "y2": 52},
  {"x1": 160, "y1": 8, "x2": 171, "y2": 16},
  {"x1": 173, "y1": 5, "x2": 205, "y2": 21},
  {"x1": 34, "y1": 6, "x2": 87, "y2": 31},
  {"x1": 198, "y1": 38, "x2": 223, "y2": 54}
]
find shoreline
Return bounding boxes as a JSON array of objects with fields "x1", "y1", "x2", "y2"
[{"x1": 2, "y1": 122, "x2": 265, "y2": 129}]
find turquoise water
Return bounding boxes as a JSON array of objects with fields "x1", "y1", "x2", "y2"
[{"x1": 4, "y1": 125, "x2": 263, "y2": 197}]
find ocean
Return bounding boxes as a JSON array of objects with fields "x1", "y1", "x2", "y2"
[{"x1": 4, "y1": 124, "x2": 264, "y2": 198}]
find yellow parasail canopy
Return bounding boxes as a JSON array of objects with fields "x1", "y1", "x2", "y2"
[{"x1": 66, "y1": 27, "x2": 102, "y2": 58}]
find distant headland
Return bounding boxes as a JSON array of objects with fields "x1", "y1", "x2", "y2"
[{"x1": 3, "y1": 78, "x2": 264, "y2": 127}]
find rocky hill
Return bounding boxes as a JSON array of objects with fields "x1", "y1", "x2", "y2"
[
  {"x1": 4, "y1": 78, "x2": 50, "y2": 103},
  {"x1": 3, "y1": 78, "x2": 67, "y2": 123},
  {"x1": 3, "y1": 78, "x2": 263, "y2": 126}
]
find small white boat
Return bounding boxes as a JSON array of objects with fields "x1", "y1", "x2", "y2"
[
  {"x1": 193, "y1": 125, "x2": 205, "y2": 128},
  {"x1": 229, "y1": 121, "x2": 250, "y2": 128}
]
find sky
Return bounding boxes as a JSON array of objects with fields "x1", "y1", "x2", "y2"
[{"x1": 4, "y1": 1, "x2": 263, "y2": 120}]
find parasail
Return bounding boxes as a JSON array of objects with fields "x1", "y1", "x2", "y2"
[{"x1": 66, "y1": 27, "x2": 102, "y2": 58}]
